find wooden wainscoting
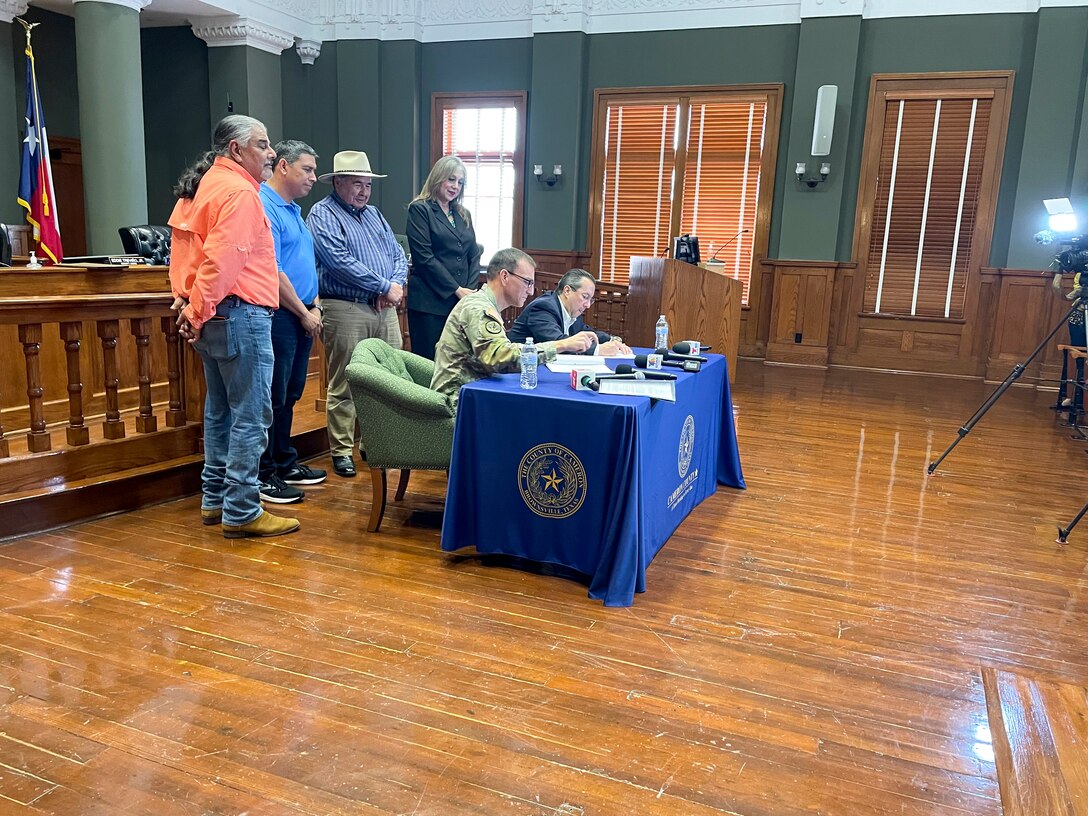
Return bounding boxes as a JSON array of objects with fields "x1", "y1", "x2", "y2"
[
  {"x1": 828, "y1": 257, "x2": 1001, "y2": 377},
  {"x1": 764, "y1": 260, "x2": 852, "y2": 367},
  {"x1": 740, "y1": 258, "x2": 775, "y2": 359},
  {"x1": 982, "y1": 267, "x2": 1072, "y2": 386},
  {"x1": 752, "y1": 259, "x2": 856, "y2": 368}
]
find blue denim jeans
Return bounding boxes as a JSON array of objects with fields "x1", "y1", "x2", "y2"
[
  {"x1": 259, "y1": 308, "x2": 314, "y2": 480},
  {"x1": 194, "y1": 300, "x2": 274, "y2": 525}
]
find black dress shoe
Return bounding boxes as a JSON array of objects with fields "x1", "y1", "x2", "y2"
[{"x1": 332, "y1": 455, "x2": 356, "y2": 477}]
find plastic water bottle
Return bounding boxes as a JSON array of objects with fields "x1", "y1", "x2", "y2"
[
  {"x1": 655, "y1": 315, "x2": 669, "y2": 350},
  {"x1": 520, "y1": 337, "x2": 538, "y2": 390}
]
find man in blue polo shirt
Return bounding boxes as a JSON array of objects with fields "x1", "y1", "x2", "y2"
[{"x1": 257, "y1": 140, "x2": 327, "y2": 503}]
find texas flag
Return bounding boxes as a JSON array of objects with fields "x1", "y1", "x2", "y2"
[{"x1": 17, "y1": 37, "x2": 62, "y2": 264}]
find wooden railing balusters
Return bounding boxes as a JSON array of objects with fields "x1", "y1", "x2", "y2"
[
  {"x1": 97, "y1": 319, "x2": 126, "y2": 439},
  {"x1": 162, "y1": 316, "x2": 187, "y2": 427},
  {"x1": 59, "y1": 321, "x2": 91, "y2": 446},
  {"x1": 131, "y1": 317, "x2": 157, "y2": 433},
  {"x1": 18, "y1": 322, "x2": 51, "y2": 452}
]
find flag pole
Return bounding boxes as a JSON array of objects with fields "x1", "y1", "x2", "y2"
[
  {"x1": 15, "y1": 15, "x2": 62, "y2": 264},
  {"x1": 15, "y1": 17, "x2": 40, "y2": 45}
]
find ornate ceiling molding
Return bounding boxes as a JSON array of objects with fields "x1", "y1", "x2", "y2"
[
  {"x1": 0, "y1": 0, "x2": 29, "y2": 24},
  {"x1": 192, "y1": 16, "x2": 295, "y2": 53},
  {"x1": 799, "y1": 0, "x2": 863, "y2": 16},
  {"x1": 295, "y1": 37, "x2": 321, "y2": 63},
  {"x1": 532, "y1": 0, "x2": 591, "y2": 32},
  {"x1": 72, "y1": 0, "x2": 151, "y2": 10},
  {"x1": 20, "y1": 0, "x2": 1088, "y2": 41}
]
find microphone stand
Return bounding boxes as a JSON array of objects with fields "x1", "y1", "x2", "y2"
[
  {"x1": 706, "y1": 229, "x2": 749, "y2": 264},
  {"x1": 928, "y1": 296, "x2": 1085, "y2": 476}
]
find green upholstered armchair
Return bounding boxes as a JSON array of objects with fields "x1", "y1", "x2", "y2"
[{"x1": 345, "y1": 338, "x2": 456, "y2": 531}]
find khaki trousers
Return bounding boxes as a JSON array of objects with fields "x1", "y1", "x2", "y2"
[{"x1": 322, "y1": 298, "x2": 402, "y2": 457}]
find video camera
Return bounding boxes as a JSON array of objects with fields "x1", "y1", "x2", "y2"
[
  {"x1": 1035, "y1": 198, "x2": 1088, "y2": 275},
  {"x1": 1036, "y1": 230, "x2": 1088, "y2": 274}
]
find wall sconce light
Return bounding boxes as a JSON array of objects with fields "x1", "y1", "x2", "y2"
[
  {"x1": 795, "y1": 161, "x2": 832, "y2": 188},
  {"x1": 533, "y1": 163, "x2": 563, "y2": 187}
]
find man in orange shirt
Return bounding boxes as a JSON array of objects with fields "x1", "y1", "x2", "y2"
[{"x1": 168, "y1": 115, "x2": 300, "y2": 539}]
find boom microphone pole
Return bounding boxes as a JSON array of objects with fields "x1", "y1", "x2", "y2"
[{"x1": 928, "y1": 296, "x2": 1085, "y2": 475}]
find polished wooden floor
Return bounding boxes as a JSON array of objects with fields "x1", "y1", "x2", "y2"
[{"x1": 2, "y1": 361, "x2": 1087, "y2": 815}]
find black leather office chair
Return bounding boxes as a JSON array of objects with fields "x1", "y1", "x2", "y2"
[{"x1": 118, "y1": 225, "x2": 171, "y2": 265}]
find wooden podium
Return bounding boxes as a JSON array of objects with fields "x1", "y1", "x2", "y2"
[{"x1": 627, "y1": 257, "x2": 742, "y2": 382}]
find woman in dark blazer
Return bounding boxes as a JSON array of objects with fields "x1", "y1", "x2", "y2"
[{"x1": 405, "y1": 156, "x2": 483, "y2": 359}]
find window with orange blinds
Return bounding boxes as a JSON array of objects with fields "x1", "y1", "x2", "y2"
[
  {"x1": 679, "y1": 100, "x2": 766, "y2": 302},
  {"x1": 592, "y1": 90, "x2": 772, "y2": 304},
  {"x1": 863, "y1": 96, "x2": 993, "y2": 318},
  {"x1": 598, "y1": 103, "x2": 678, "y2": 283}
]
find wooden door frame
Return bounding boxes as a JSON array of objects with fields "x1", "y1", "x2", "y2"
[{"x1": 848, "y1": 71, "x2": 1014, "y2": 343}]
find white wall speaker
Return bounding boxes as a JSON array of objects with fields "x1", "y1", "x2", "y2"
[{"x1": 811, "y1": 84, "x2": 838, "y2": 157}]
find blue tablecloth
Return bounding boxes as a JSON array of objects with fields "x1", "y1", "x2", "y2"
[{"x1": 440, "y1": 352, "x2": 745, "y2": 606}]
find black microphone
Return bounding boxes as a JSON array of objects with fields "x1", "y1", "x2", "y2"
[
  {"x1": 669, "y1": 343, "x2": 708, "y2": 362},
  {"x1": 648, "y1": 350, "x2": 687, "y2": 369},
  {"x1": 618, "y1": 363, "x2": 677, "y2": 380},
  {"x1": 707, "y1": 229, "x2": 750, "y2": 262},
  {"x1": 578, "y1": 373, "x2": 600, "y2": 392},
  {"x1": 655, "y1": 348, "x2": 702, "y2": 372}
]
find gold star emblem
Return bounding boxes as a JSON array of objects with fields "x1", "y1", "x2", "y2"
[{"x1": 541, "y1": 469, "x2": 563, "y2": 493}]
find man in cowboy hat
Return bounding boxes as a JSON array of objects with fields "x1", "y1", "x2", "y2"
[{"x1": 306, "y1": 150, "x2": 408, "y2": 478}]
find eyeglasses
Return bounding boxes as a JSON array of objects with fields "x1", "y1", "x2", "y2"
[
  {"x1": 506, "y1": 270, "x2": 535, "y2": 292},
  {"x1": 576, "y1": 291, "x2": 595, "y2": 305}
]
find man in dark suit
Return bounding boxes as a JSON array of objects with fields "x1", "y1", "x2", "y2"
[{"x1": 508, "y1": 268, "x2": 631, "y2": 356}]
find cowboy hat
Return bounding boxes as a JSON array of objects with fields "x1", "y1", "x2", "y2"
[{"x1": 318, "y1": 150, "x2": 388, "y2": 182}]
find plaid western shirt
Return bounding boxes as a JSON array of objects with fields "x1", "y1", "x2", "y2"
[{"x1": 306, "y1": 192, "x2": 408, "y2": 302}]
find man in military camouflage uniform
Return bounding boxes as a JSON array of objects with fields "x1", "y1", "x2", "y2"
[{"x1": 431, "y1": 247, "x2": 596, "y2": 410}]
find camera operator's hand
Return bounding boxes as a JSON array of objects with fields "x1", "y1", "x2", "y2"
[{"x1": 1053, "y1": 272, "x2": 1064, "y2": 291}]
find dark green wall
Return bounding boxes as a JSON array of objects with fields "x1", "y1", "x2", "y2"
[
  {"x1": 526, "y1": 32, "x2": 587, "y2": 249},
  {"x1": 0, "y1": 22, "x2": 19, "y2": 221},
  {"x1": 1005, "y1": 7, "x2": 1088, "y2": 269},
  {"x1": 141, "y1": 27, "x2": 210, "y2": 225},
  {"x1": 379, "y1": 40, "x2": 421, "y2": 229},
  {"x1": 777, "y1": 15, "x2": 861, "y2": 261},
  {"x1": 282, "y1": 41, "x2": 340, "y2": 215}
]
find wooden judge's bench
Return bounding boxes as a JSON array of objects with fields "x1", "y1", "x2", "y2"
[
  {"x1": 0, "y1": 261, "x2": 331, "y2": 539},
  {"x1": 0, "y1": 263, "x2": 205, "y2": 537}
]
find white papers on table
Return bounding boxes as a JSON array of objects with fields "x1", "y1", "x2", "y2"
[
  {"x1": 598, "y1": 379, "x2": 676, "y2": 402},
  {"x1": 546, "y1": 356, "x2": 612, "y2": 373}
]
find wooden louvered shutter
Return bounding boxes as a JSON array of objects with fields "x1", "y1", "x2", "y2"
[
  {"x1": 598, "y1": 103, "x2": 677, "y2": 284},
  {"x1": 864, "y1": 94, "x2": 992, "y2": 318},
  {"x1": 679, "y1": 99, "x2": 767, "y2": 304}
]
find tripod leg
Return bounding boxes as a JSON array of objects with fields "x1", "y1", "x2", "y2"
[
  {"x1": 929, "y1": 299, "x2": 1084, "y2": 474},
  {"x1": 1056, "y1": 499, "x2": 1088, "y2": 543},
  {"x1": 1052, "y1": 347, "x2": 1070, "y2": 411}
]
